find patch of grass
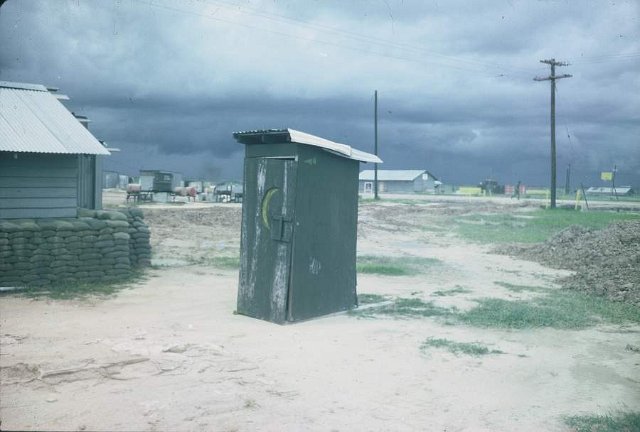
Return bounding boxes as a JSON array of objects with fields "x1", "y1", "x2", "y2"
[
  {"x1": 356, "y1": 255, "x2": 440, "y2": 276},
  {"x1": 432, "y1": 286, "x2": 472, "y2": 297},
  {"x1": 211, "y1": 256, "x2": 240, "y2": 269},
  {"x1": 153, "y1": 255, "x2": 240, "y2": 270},
  {"x1": 419, "y1": 224, "x2": 447, "y2": 233},
  {"x1": 457, "y1": 291, "x2": 640, "y2": 330},
  {"x1": 357, "y1": 293, "x2": 388, "y2": 304},
  {"x1": 421, "y1": 337, "x2": 503, "y2": 356},
  {"x1": 494, "y1": 281, "x2": 549, "y2": 293},
  {"x1": 2, "y1": 271, "x2": 147, "y2": 300},
  {"x1": 565, "y1": 411, "x2": 640, "y2": 432},
  {"x1": 378, "y1": 198, "x2": 423, "y2": 205},
  {"x1": 352, "y1": 290, "x2": 640, "y2": 330},
  {"x1": 352, "y1": 297, "x2": 454, "y2": 319},
  {"x1": 455, "y1": 209, "x2": 640, "y2": 244},
  {"x1": 243, "y1": 399, "x2": 259, "y2": 409}
]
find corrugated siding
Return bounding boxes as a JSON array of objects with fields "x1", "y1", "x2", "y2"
[
  {"x1": 0, "y1": 152, "x2": 78, "y2": 218},
  {"x1": 0, "y1": 85, "x2": 109, "y2": 155}
]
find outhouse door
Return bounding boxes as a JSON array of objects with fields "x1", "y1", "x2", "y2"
[{"x1": 238, "y1": 157, "x2": 297, "y2": 323}]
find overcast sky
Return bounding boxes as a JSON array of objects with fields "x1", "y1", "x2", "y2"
[{"x1": 1, "y1": 0, "x2": 639, "y2": 187}]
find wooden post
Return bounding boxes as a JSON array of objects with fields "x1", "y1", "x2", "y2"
[
  {"x1": 534, "y1": 59, "x2": 572, "y2": 209},
  {"x1": 374, "y1": 90, "x2": 379, "y2": 200}
]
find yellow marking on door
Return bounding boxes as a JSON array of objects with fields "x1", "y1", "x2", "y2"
[{"x1": 261, "y1": 188, "x2": 280, "y2": 229}]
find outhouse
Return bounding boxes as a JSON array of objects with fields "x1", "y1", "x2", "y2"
[{"x1": 233, "y1": 128, "x2": 382, "y2": 324}]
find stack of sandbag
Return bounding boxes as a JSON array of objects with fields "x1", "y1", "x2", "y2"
[
  {"x1": 79, "y1": 210, "x2": 132, "y2": 282},
  {"x1": 117, "y1": 208, "x2": 151, "y2": 267},
  {"x1": 0, "y1": 209, "x2": 152, "y2": 288}
]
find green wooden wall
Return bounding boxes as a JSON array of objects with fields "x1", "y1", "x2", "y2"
[
  {"x1": 0, "y1": 152, "x2": 79, "y2": 218},
  {"x1": 239, "y1": 142, "x2": 359, "y2": 323}
]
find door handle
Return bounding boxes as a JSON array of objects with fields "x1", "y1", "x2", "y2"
[{"x1": 271, "y1": 216, "x2": 293, "y2": 242}]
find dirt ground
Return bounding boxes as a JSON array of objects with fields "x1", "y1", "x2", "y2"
[{"x1": 1, "y1": 194, "x2": 639, "y2": 431}]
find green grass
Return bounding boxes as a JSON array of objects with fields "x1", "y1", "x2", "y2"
[
  {"x1": 494, "y1": 281, "x2": 549, "y2": 293},
  {"x1": 1, "y1": 271, "x2": 146, "y2": 300},
  {"x1": 359, "y1": 197, "x2": 423, "y2": 205},
  {"x1": 419, "y1": 224, "x2": 448, "y2": 233},
  {"x1": 565, "y1": 411, "x2": 640, "y2": 432},
  {"x1": 432, "y1": 286, "x2": 472, "y2": 296},
  {"x1": 351, "y1": 290, "x2": 640, "y2": 329},
  {"x1": 351, "y1": 297, "x2": 454, "y2": 319},
  {"x1": 357, "y1": 293, "x2": 389, "y2": 304},
  {"x1": 585, "y1": 195, "x2": 640, "y2": 203},
  {"x1": 152, "y1": 255, "x2": 240, "y2": 270},
  {"x1": 211, "y1": 256, "x2": 240, "y2": 269},
  {"x1": 457, "y1": 291, "x2": 640, "y2": 330},
  {"x1": 421, "y1": 337, "x2": 503, "y2": 356},
  {"x1": 357, "y1": 255, "x2": 441, "y2": 276},
  {"x1": 455, "y1": 209, "x2": 640, "y2": 244}
]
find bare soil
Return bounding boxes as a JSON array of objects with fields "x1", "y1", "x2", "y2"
[{"x1": 1, "y1": 196, "x2": 639, "y2": 431}]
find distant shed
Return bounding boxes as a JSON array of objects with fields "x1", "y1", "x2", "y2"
[
  {"x1": 586, "y1": 186, "x2": 634, "y2": 196},
  {"x1": 359, "y1": 169, "x2": 438, "y2": 194},
  {"x1": 0, "y1": 81, "x2": 109, "y2": 219}
]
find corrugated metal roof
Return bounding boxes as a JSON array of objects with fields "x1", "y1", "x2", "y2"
[
  {"x1": 233, "y1": 128, "x2": 382, "y2": 164},
  {"x1": 0, "y1": 81, "x2": 110, "y2": 155},
  {"x1": 0, "y1": 81, "x2": 48, "y2": 92},
  {"x1": 359, "y1": 170, "x2": 426, "y2": 181}
]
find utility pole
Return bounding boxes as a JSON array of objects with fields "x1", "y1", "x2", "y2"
[
  {"x1": 612, "y1": 164, "x2": 619, "y2": 201},
  {"x1": 374, "y1": 90, "x2": 379, "y2": 200},
  {"x1": 534, "y1": 59, "x2": 572, "y2": 209},
  {"x1": 564, "y1": 164, "x2": 571, "y2": 195}
]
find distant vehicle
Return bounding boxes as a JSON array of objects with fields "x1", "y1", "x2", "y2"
[
  {"x1": 214, "y1": 181, "x2": 243, "y2": 202},
  {"x1": 479, "y1": 179, "x2": 504, "y2": 195}
]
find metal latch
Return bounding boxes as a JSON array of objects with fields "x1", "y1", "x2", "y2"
[{"x1": 271, "y1": 216, "x2": 293, "y2": 242}]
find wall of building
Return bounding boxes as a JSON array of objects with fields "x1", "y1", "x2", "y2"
[
  {"x1": 359, "y1": 177, "x2": 440, "y2": 194},
  {"x1": 0, "y1": 152, "x2": 79, "y2": 218},
  {"x1": 358, "y1": 179, "x2": 416, "y2": 193},
  {"x1": 0, "y1": 209, "x2": 150, "y2": 287},
  {"x1": 77, "y1": 154, "x2": 102, "y2": 210},
  {"x1": 418, "y1": 176, "x2": 437, "y2": 192}
]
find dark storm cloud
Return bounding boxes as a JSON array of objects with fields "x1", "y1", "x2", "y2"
[{"x1": 1, "y1": 0, "x2": 639, "y2": 186}]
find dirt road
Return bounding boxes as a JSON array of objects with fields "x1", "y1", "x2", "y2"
[{"x1": 1, "y1": 198, "x2": 638, "y2": 431}]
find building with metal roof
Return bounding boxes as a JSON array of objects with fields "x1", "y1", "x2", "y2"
[
  {"x1": 586, "y1": 186, "x2": 634, "y2": 196},
  {"x1": 359, "y1": 169, "x2": 439, "y2": 194},
  {"x1": 0, "y1": 81, "x2": 110, "y2": 218}
]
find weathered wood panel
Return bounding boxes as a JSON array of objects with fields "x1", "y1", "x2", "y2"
[
  {"x1": 0, "y1": 187, "x2": 76, "y2": 198},
  {"x1": 0, "y1": 208, "x2": 74, "y2": 218},
  {"x1": 0, "y1": 167, "x2": 77, "y2": 178},
  {"x1": 0, "y1": 156, "x2": 76, "y2": 168},
  {"x1": 77, "y1": 154, "x2": 98, "y2": 209},
  {"x1": 0, "y1": 177, "x2": 77, "y2": 188},
  {"x1": 0, "y1": 152, "x2": 78, "y2": 219},
  {"x1": 0, "y1": 197, "x2": 77, "y2": 208}
]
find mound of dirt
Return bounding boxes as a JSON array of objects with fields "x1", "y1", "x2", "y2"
[{"x1": 499, "y1": 220, "x2": 640, "y2": 306}]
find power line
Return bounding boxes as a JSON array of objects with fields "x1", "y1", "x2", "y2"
[
  {"x1": 572, "y1": 52, "x2": 640, "y2": 62},
  {"x1": 202, "y1": 0, "x2": 539, "y2": 76},
  {"x1": 129, "y1": 0, "x2": 538, "y2": 80}
]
